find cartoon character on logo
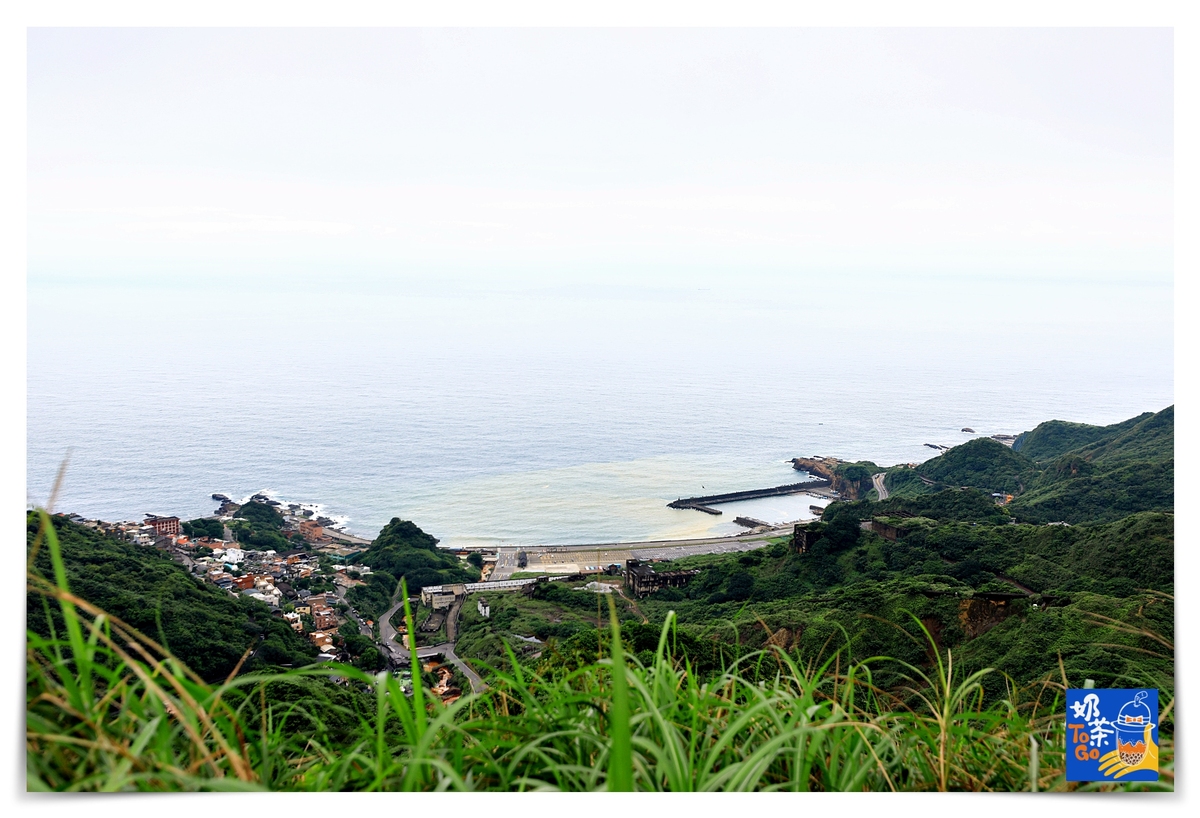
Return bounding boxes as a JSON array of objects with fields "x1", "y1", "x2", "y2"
[
  {"x1": 1066, "y1": 688, "x2": 1158, "y2": 782},
  {"x1": 1097, "y1": 691, "x2": 1158, "y2": 780}
]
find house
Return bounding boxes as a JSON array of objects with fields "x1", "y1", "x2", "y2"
[
  {"x1": 298, "y1": 520, "x2": 324, "y2": 542},
  {"x1": 247, "y1": 591, "x2": 280, "y2": 608},
  {"x1": 312, "y1": 606, "x2": 338, "y2": 630},
  {"x1": 145, "y1": 515, "x2": 181, "y2": 537},
  {"x1": 310, "y1": 631, "x2": 334, "y2": 654}
]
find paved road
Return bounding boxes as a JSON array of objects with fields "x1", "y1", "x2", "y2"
[
  {"x1": 490, "y1": 526, "x2": 794, "y2": 581},
  {"x1": 379, "y1": 599, "x2": 407, "y2": 659},
  {"x1": 325, "y1": 529, "x2": 373, "y2": 547},
  {"x1": 436, "y1": 644, "x2": 486, "y2": 694},
  {"x1": 378, "y1": 610, "x2": 487, "y2": 694},
  {"x1": 331, "y1": 577, "x2": 488, "y2": 694},
  {"x1": 872, "y1": 472, "x2": 889, "y2": 501},
  {"x1": 334, "y1": 585, "x2": 374, "y2": 638}
]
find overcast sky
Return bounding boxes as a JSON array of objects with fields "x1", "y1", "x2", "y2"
[{"x1": 27, "y1": 27, "x2": 1172, "y2": 290}]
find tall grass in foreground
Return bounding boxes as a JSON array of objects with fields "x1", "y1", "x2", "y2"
[{"x1": 27, "y1": 510, "x2": 1172, "y2": 792}]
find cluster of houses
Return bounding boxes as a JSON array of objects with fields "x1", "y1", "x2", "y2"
[
  {"x1": 194, "y1": 546, "x2": 327, "y2": 608},
  {"x1": 58, "y1": 507, "x2": 383, "y2": 663},
  {"x1": 60, "y1": 512, "x2": 180, "y2": 546},
  {"x1": 276, "y1": 592, "x2": 342, "y2": 656}
]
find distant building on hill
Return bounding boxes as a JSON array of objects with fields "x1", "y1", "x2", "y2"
[
  {"x1": 298, "y1": 520, "x2": 324, "y2": 542},
  {"x1": 145, "y1": 515, "x2": 180, "y2": 537}
]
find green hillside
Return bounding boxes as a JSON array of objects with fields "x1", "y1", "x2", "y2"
[
  {"x1": 1012, "y1": 411, "x2": 1153, "y2": 463},
  {"x1": 912, "y1": 437, "x2": 1037, "y2": 495},
  {"x1": 614, "y1": 505, "x2": 1173, "y2": 696},
  {"x1": 357, "y1": 517, "x2": 477, "y2": 592},
  {"x1": 882, "y1": 407, "x2": 1172, "y2": 524},
  {"x1": 1010, "y1": 406, "x2": 1172, "y2": 523},
  {"x1": 228, "y1": 500, "x2": 296, "y2": 550},
  {"x1": 27, "y1": 514, "x2": 316, "y2": 681},
  {"x1": 1071, "y1": 404, "x2": 1173, "y2": 464}
]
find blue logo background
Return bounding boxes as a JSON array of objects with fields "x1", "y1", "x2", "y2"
[{"x1": 1065, "y1": 688, "x2": 1158, "y2": 782}]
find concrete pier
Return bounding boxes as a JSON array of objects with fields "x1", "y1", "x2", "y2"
[{"x1": 667, "y1": 479, "x2": 831, "y2": 513}]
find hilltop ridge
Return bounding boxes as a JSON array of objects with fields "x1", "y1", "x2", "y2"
[{"x1": 880, "y1": 406, "x2": 1172, "y2": 524}]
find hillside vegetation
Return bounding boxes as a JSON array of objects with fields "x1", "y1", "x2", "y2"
[
  {"x1": 26, "y1": 514, "x2": 315, "y2": 681},
  {"x1": 1013, "y1": 410, "x2": 1155, "y2": 463},
  {"x1": 1011, "y1": 406, "x2": 1173, "y2": 524},
  {"x1": 883, "y1": 406, "x2": 1172, "y2": 524},
  {"x1": 28, "y1": 540, "x2": 1172, "y2": 791},
  {"x1": 357, "y1": 518, "x2": 477, "y2": 592},
  {"x1": 228, "y1": 500, "x2": 296, "y2": 551}
]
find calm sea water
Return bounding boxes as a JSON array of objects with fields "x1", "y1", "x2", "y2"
[{"x1": 26, "y1": 272, "x2": 1173, "y2": 547}]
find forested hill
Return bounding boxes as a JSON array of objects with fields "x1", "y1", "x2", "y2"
[
  {"x1": 913, "y1": 438, "x2": 1037, "y2": 495},
  {"x1": 884, "y1": 406, "x2": 1172, "y2": 524},
  {"x1": 1012, "y1": 411, "x2": 1156, "y2": 463},
  {"x1": 1011, "y1": 406, "x2": 1172, "y2": 523},
  {"x1": 357, "y1": 518, "x2": 477, "y2": 592},
  {"x1": 27, "y1": 514, "x2": 316, "y2": 681}
]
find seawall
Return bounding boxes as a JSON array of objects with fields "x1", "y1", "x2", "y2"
[{"x1": 668, "y1": 479, "x2": 832, "y2": 513}]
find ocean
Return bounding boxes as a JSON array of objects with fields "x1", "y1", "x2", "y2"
[{"x1": 26, "y1": 270, "x2": 1173, "y2": 547}]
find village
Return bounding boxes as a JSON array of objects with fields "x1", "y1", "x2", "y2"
[{"x1": 55, "y1": 498, "x2": 396, "y2": 668}]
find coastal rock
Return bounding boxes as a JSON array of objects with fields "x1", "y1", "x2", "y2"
[{"x1": 790, "y1": 456, "x2": 870, "y2": 500}]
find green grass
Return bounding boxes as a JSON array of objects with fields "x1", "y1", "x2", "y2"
[{"x1": 27, "y1": 509, "x2": 1173, "y2": 791}]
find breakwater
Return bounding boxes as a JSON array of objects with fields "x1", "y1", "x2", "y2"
[{"x1": 667, "y1": 479, "x2": 832, "y2": 515}]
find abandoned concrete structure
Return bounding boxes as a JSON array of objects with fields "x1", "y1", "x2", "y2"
[
  {"x1": 791, "y1": 523, "x2": 820, "y2": 554},
  {"x1": 625, "y1": 559, "x2": 700, "y2": 598}
]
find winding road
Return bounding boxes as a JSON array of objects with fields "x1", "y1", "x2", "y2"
[
  {"x1": 872, "y1": 472, "x2": 889, "y2": 501},
  {"x1": 377, "y1": 598, "x2": 487, "y2": 693}
]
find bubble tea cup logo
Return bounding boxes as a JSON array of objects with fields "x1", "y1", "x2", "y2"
[{"x1": 1066, "y1": 689, "x2": 1158, "y2": 782}]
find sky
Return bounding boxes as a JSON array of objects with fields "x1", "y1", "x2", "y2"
[
  {"x1": 24, "y1": 26, "x2": 1176, "y2": 411},
  {"x1": 27, "y1": 28, "x2": 1172, "y2": 291}
]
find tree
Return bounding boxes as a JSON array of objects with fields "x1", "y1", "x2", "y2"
[
  {"x1": 182, "y1": 518, "x2": 223, "y2": 539},
  {"x1": 353, "y1": 647, "x2": 386, "y2": 671},
  {"x1": 726, "y1": 571, "x2": 755, "y2": 601},
  {"x1": 234, "y1": 501, "x2": 285, "y2": 530}
]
